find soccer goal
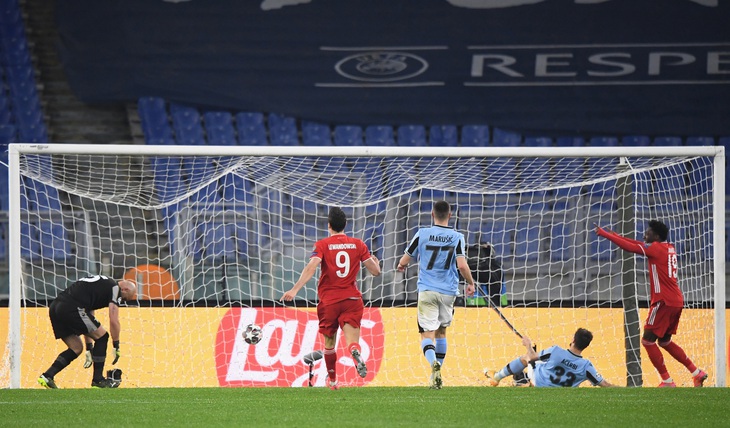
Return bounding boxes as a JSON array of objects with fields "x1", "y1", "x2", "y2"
[{"x1": 2, "y1": 144, "x2": 725, "y2": 388}]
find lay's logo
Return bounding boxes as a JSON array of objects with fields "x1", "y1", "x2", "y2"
[{"x1": 215, "y1": 307, "x2": 385, "y2": 387}]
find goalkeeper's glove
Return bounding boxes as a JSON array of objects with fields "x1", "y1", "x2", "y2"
[
  {"x1": 84, "y1": 343, "x2": 93, "y2": 368},
  {"x1": 112, "y1": 341, "x2": 120, "y2": 365}
]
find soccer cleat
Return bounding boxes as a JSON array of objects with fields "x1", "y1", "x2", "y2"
[
  {"x1": 328, "y1": 381, "x2": 339, "y2": 391},
  {"x1": 483, "y1": 369, "x2": 499, "y2": 387},
  {"x1": 351, "y1": 348, "x2": 367, "y2": 378},
  {"x1": 430, "y1": 361, "x2": 443, "y2": 390},
  {"x1": 658, "y1": 381, "x2": 676, "y2": 388},
  {"x1": 91, "y1": 378, "x2": 116, "y2": 388},
  {"x1": 38, "y1": 374, "x2": 58, "y2": 389},
  {"x1": 693, "y1": 370, "x2": 708, "y2": 387}
]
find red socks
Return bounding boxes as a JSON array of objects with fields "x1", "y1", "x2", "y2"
[
  {"x1": 349, "y1": 342, "x2": 361, "y2": 356},
  {"x1": 324, "y1": 348, "x2": 337, "y2": 383},
  {"x1": 324, "y1": 343, "x2": 366, "y2": 384},
  {"x1": 642, "y1": 339, "x2": 670, "y2": 380},
  {"x1": 659, "y1": 340, "x2": 698, "y2": 373},
  {"x1": 644, "y1": 338, "x2": 699, "y2": 381}
]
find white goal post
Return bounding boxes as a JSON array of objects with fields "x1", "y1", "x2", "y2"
[{"x1": 3, "y1": 143, "x2": 726, "y2": 389}]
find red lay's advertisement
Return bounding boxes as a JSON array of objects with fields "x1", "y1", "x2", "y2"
[{"x1": 215, "y1": 307, "x2": 385, "y2": 388}]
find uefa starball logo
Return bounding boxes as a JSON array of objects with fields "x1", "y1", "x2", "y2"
[
  {"x1": 215, "y1": 307, "x2": 385, "y2": 387},
  {"x1": 335, "y1": 52, "x2": 429, "y2": 83}
]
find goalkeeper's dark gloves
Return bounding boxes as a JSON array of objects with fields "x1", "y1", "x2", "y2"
[
  {"x1": 112, "y1": 341, "x2": 120, "y2": 365},
  {"x1": 84, "y1": 343, "x2": 93, "y2": 369}
]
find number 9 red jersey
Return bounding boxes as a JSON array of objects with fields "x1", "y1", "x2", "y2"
[{"x1": 311, "y1": 234, "x2": 372, "y2": 305}]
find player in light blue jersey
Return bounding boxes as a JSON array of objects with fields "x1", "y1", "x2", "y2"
[
  {"x1": 485, "y1": 328, "x2": 615, "y2": 388},
  {"x1": 397, "y1": 200, "x2": 475, "y2": 389}
]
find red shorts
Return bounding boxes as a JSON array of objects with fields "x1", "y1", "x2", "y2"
[
  {"x1": 317, "y1": 298, "x2": 364, "y2": 338},
  {"x1": 644, "y1": 301, "x2": 682, "y2": 338}
]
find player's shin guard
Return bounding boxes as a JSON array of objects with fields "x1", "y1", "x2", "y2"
[
  {"x1": 659, "y1": 340, "x2": 698, "y2": 373},
  {"x1": 324, "y1": 348, "x2": 337, "y2": 383},
  {"x1": 92, "y1": 332, "x2": 109, "y2": 381},
  {"x1": 421, "y1": 339, "x2": 436, "y2": 366},
  {"x1": 496, "y1": 358, "x2": 527, "y2": 381},
  {"x1": 44, "y1": 348, "x2": 80, "y2": 378},
  {"x1": 435, "y1": 338, "x2": 447, "y2": 366},
  {"x1": 642, "y1": 338, "x2": 670, "y2": 380}
]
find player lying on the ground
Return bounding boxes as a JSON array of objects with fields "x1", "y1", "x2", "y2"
[{"x1": 485, "y1": 328, "x2": 615, "y2": 387}]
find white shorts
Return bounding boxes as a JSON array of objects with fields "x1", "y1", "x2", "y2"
[
  {"x1": 526, "y1": 361, "x2": 544, "y2": 387},
  {"x1": 417, "y1": 290, "x2": 456, "y2": 332}
]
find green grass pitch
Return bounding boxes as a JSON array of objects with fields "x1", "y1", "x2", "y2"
[{"x1": 1, "y1": 387, "x2": 728, "y2": 427}]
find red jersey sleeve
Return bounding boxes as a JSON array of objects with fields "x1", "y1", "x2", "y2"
[
  {"x1": 358, "y1": 241, "x2": 371, "y2": 263},
  {"x1": 598, "y1": 228, "x2": 683, "y2": 307},
  {"x1": 596, "y1": 228, "x2": 648, "y2": 256},
  {"x1": 311, "y1": 240, "x2": 324, "y2": 260}
]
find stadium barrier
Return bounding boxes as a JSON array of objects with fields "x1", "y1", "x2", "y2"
[{"x1": 1, "y1": 307, "x2": 725, "y2": 388}]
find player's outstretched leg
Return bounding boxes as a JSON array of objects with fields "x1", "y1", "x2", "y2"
[
  {"x1": 430, "y1": 361, "x2": 442, "y2": 389},
  {"x1": 658, "y1": 339, "x2": 707, "y2": 387},
  {"x1": 486, "y1": 357, "x2": 527, "y2": 387},
  {"x1": 39, "y1": 347, "x2": 79, "y2": 389}
]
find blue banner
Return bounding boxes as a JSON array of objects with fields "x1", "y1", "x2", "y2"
[{"x1": 56, "y1": 0, "x2": 730, "y2": 136}]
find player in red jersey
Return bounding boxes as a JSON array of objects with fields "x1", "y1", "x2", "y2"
[
  {"x1": 595, "y1": 220, "x2": 708, "y2": 387},
  {"x1": 281, "y1": 207, "x2": 381, "y2": 389}
]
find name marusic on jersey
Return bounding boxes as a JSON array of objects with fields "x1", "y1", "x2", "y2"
[{"x1": 429, "y1": 235, "x2": 454, "y2": 243}]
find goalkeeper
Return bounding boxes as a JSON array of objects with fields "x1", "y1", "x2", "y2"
[
  {"x1": 485, "y1": 328, "x2": 615, "y2": 387},
  {"x1": 38, "y1": 275, "x2": 136, "y2": 389},
  {"x1": 466, "y1": 241, "x2": 506, "y2": 307}
]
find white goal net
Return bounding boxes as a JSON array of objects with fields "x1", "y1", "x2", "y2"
[{"x1": 2, "y1": 144, "x2": 725, "y2": 388}]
